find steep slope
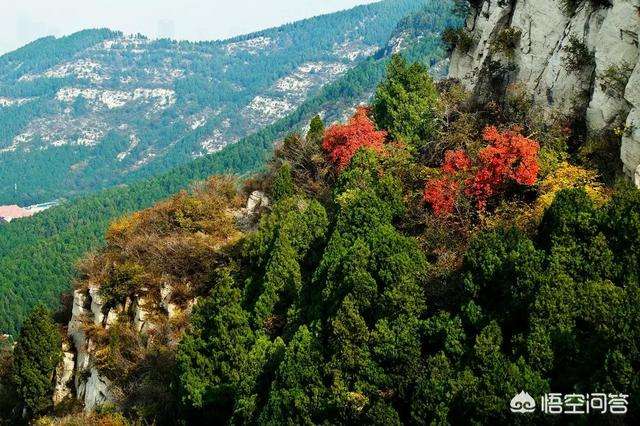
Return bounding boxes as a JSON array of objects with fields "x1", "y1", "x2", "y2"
[
  {"x1": 447, "y1": 0, "x2": 640, "y2": 185},
  {"x1": 0, "y1": 0, "x2": 431, "y2": 205},
  {"x1": 46, "y1": 52, "x2": 640, "y2": 423},
  {"x1": 0, "y1": 0, "x2": 459, "y2": 335}
]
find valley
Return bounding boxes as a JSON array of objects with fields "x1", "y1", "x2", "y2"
[{"x1": 0, "y1": 0, "x2": 434, "y2": 206}]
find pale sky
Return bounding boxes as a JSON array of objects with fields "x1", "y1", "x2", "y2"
[{"x1": 0, "y1": 0, "x2": 380, "y2": 54}]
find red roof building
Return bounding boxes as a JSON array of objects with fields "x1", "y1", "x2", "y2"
[{"x1": 0, "y1": 204, "x2": 35, "y2": 222}]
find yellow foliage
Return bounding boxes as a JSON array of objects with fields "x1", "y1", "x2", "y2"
[
  {"x1": 534, "y1": 162, "x2": 608, "y2": 220},
  {"x1": 34, "y1": 412, "x2": 131, "y2": 426},
  {"x1": 482, "y1": 163, "x2": 608, "y2": 234},
  {"x1": 77, "y1": 175, "x2": 244, "y2": 321}
]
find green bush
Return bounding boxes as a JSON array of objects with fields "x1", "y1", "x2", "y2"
[
  {"x1": 563, "y1": 35, "x2": 594, "y2": 72},
  {"x1": 442, "y1": 28, "x2": 475, "y2": 53},
  {"x1": 599, "y1": 62, "x2": 633, "y2": 97},
  {"x1": 490, "y1": 27, "x2": 522, "y2": 59}
]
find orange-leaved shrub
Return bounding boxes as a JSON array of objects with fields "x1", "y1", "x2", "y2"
[
  {"x1": 424, "y1": 126, "x2": 540, "y2": 215},
  {"x1": 322, "y1": 106, "x2": 387, "y2": 170}
]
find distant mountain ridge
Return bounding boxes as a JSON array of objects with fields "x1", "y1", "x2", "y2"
[
  {"x1": 0, "y1": 0, "x2": 459, "y2": 335},
  {"x1": 0, "y1": 0, "x2": 432, "y2": 205}
]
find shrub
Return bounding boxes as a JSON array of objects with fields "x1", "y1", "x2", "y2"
[
  {"x1": 599, "y1": 62, "x2": 633, "y2": 97},
  {"x1": 490, "y1": 27, "x2": 522, "y2": 59},
  {"x1": 322, "y1": 107, "x2": 387, "y2": 171},
  {"x1": 578, "y1": 128, "x2": 624, "y2": 184},
  {"x1": 442, "y1": 28, "x2": 474, "y2": 53},
  {"x1": 268, "y1": 128, "x2": 334, "y2": 201},
  {"x1": 563, "y1": 36, "x2": 594, "y2": 72},
  {"x1": 424, "y1": 126, "x2": 540, "y2": 215},
  {"x1": 533, "y1": 162, "x2": 606, "y2": 223}
]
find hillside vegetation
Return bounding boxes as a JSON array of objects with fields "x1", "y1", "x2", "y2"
[
  {"x1": 0, "y1": 1, "x2": 458, "y2": 335},
  {"x1": 2, "y1": 46, "x2": 639, "y2": 423},
  {"x1": 0, "y1": 0, "x2": 444, "y2": 205}
]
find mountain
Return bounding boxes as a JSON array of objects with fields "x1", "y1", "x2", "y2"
[
  {"x1": 0, "y1": 0, "x2": 459, "y2": 335},
  {"x1": 4, "y1": 1, "x2": 640, "y2": 423},
  {"x1": 5, "y1": 2, "x2": 640, "y2": 419},
  {"x1": 447, "y1": 0, "x2": 640, "y2": 184},
  {"x1": 0, "y1": 0, "x2": 432, "y2": 206}
]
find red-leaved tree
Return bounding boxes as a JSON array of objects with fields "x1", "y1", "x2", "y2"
[
  {"x1": 424, "y1": 126, "x2": 540, "y2": 216},
  {"x1": 323, "y1": 107, "x2": 387, "y2": 170}
]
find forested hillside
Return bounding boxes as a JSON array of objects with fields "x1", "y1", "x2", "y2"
[
  {"x1": 0, "y1": 0, "x2": 439, "y2": 205},
  {"x1": 2, "y1": 0, "x2": 640, "y2": 422},
  {"x1": 0, "y1": 1, "x2": 460, "y2": 335},
  {"x1": 2, "y1": 38, "x2": 639, "y2": 422}
]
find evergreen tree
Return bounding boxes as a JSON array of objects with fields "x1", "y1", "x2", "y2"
[
  {"x1": 257, "y1": 326, "x2": 325, "y2": 424},
  {"x1": 11, "y1": 305, "x2": 61, "y2": 416},
  {"x1": 306, "y1": 115, "x2": 325, "y2": 146},
  {"x1": 176, "y1": 270, "x2": 254, "y2": 419},
  {"x1": 271, "y1": 162, "x2": 295, "y2": 202},
  {"x1": 373, "y1": 54, "x2": 441, "y2": 152}
]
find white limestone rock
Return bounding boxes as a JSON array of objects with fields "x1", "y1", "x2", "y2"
[
  {"x1": 449, "y1": 0, "x2": 640, "y2": 186},
  {"x1": 133, "y1": 297, "x2": 154, "y2": 333},
  {"x1": 160, "y1": 284, "x2": 179, "y2": 318},
  {"x1": 587, "y1": 1, "x2": 640, "y2": 130},
  {"x1": 104, "y1": 308, "x2": 118, "y2": 328},
  {"x1": 448, "y1": 0, "x2": 513, "y2": 92},
  {"x1": 53, "y1": 341, "x2": 75, "y2": 406},
  {"x1": 83, "y1": 368, "x2": 113, "y2": 412},
  {"x1": 89, "y1": 287, "x2": 105, "y2": 325},
  {"x1": 622, "y1": 50, "x2": 640, "y2": 179},
  {"x1": 247, "y1": 191, "x2": 269, "y2": 215}
]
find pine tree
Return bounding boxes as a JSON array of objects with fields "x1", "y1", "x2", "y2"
[
  {"x1": 11, "y1": 304, "x2": 61, "y2": 416},
  {"x1": 176, "y1": 270, "x2": 254, "y2": 419},
  {"x1": 373, "y1": 54, "x2": 441, "y2": 152},
  {"x1": 271, "y1": 162, "x2": 295, "y2": 202},
  {"x1": 306, "y1": 115, "x2": 325, "y2": 146}
]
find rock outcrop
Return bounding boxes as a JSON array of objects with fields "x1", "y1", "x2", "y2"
[
  {"x1": 448, "y1": 0, "x2": 640, "y2": 184},
  {"x1": 54, "y1": 190, "x2": 267, "y2": 411},
  {"x1": 54, "y1": 288, "x2": 115, "y2": 411}
]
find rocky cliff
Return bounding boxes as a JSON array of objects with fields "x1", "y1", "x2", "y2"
[
  {"x1": 53, "y1": 189, "x2": 268, "y2": 411},
  {"x1": 448, "y1": 0, "x2": 640, "y2": 185}
]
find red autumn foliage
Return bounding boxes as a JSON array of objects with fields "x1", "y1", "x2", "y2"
[
  {"x1": 322, "y1": 107, "x2": 387, "y2": 170},
  {"x1": 442, "y1": 150, "x2": 472, "y2": 175},
  {"x1": 424, "y1": 126, "x2": 540, "y2": 216},
  {"x1": 423, "y1": 177, "x2": 461, "y2": 216}
]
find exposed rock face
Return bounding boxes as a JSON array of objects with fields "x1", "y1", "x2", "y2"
[
  {"x1": 55, "y1": 288, "x2": 115, "y2": 411},
  {"x1": 235, "y1": 191, "x2": 270, "y2": 231},
  {"x1": 83, "y1": 368, "x2": 112, "y2": 412},
  {"x1": 623, "y1": 56, "x2": 640, "y2": 181},
  {"x1": 449, "y1": 0, "x2": 640, "y2": 184},
  {"x1": 52, "y1": 340, "x2": 75, "y2": 405},
  {"x1": 54, "y1": 190, "x2": 263, "y2": 411}
]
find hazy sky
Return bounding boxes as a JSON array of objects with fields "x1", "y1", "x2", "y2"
[{"x1": 0, "y1": 0, "x2": 379, "y2": 54}]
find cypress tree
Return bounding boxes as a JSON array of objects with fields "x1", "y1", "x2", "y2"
[{"x1": 11, "y1": 305, "x2": 61, "y2": 416}]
